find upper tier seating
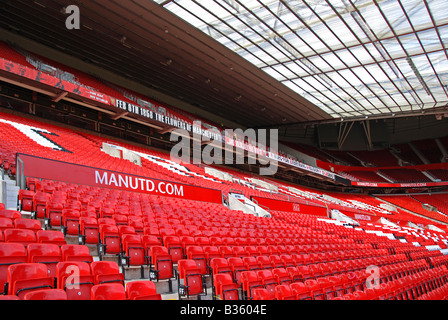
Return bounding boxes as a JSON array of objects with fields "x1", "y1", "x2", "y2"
[
  {"x1": 378, "y1": 169, "x2": 431, "y2": 183},
  {"x1": 1, "y1": 112, "x2": 448, "y2": 300}
]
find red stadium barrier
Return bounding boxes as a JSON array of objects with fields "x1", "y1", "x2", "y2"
[{"x1": 16, "y1": 153, "x2": 223, "y2": 204}]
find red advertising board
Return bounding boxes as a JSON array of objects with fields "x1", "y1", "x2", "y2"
[
  {"x1": 251, "y1": 196, "x2": 328, "y2": 217},
  {"x1": 17, "y1": 154, "x2": 223, "y2": 203},
  {"x1": 0, "y1": 58, "x2": 111, "y2": 105},
  {"x1": 351, "y1": 181, "x2": 448, "y2": 188}
]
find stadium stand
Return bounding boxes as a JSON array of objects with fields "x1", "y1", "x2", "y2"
[{"x1": 0, "y1": 107, "x2": 447, "y2": 301}]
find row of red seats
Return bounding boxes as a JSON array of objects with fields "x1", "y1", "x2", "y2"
[
  {"x1": 378, "y1": 195, "x2": 448, "y2": 224},
  {"x1": 248, "y1": 262, "x2": 446, "y2": 301},
  {"x1": 0, "y1": 260, "x2": 160, "y2": 300},
  {"x1": 0, "y1": 233, "x2": 162, "y2": 300},
  {"x1": 0, "y1": 243, "x2": 92, "y2": 292},
  {"x1": 206, "y1": 251, "x2": 412, "y2": 300},
  {"x1": 0, "y1": 281, "x2": 160, "y2": 301},
  {"x1": 337, "y1": 265, "x2": 448, "y2": 300}
]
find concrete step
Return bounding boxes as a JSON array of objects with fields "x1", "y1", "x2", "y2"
[{"x1": 1, "y1": 178, "x2": 19, "y2": 210}]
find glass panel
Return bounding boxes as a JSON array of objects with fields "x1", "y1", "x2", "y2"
[{"x1": 156, "y1": 0, "x2": 447, "y2": 120}]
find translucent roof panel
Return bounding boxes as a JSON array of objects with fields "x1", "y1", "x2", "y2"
[{"x1": 155, "y1": 0, "x2": 448, "y2": 119}]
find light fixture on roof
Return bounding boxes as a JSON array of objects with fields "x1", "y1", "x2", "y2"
[{"x1": 160, "y1": 58, "x2": 172, "y2": 66}]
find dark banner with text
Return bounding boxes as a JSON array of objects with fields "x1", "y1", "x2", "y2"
[{"x1": 17, "y1": 154, "x2": 223, "y2": 203}]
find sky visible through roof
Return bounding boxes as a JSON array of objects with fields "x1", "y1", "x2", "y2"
[{"x1": 155, "y1": 0, "x2": 448, "y2": 120}]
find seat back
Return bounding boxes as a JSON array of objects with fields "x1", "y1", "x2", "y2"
[
  {"x1": 186, "y1": 246, "x2": 207, "y2": 275},
  {"x1": 178, "y1": 259, "x2": 204, "y2": 297},
  {"x1": 241, "y1": 271, "x2": 263, "y2": 299},
  {"x1": 0, "y1": 217, "x2": 13, "y2": 232},
  {"x1": 27, "y1": 243, "x2": 62, "y2": 278},
  {"x1": 4, "y1": 228, "x2": 36, "y2": 246},
  {"x1": 275, "y1": 284, "x2": 296, "y2": 300},
  {"x1": 122, "y1": 234, "x2": 145, "y2": 266},
  {"x1": 149, "y1": 246, "x2": 173, "y2": 280},
  {"x1": 56, "y1": 261, "x2": 94, "y2": 300},
  {"x1": 79, "y1": 217, "x2": 99, "y2": 244},
  {"x1": 213, "y1": 273, "x2": 239, "y2": 300},
  {"x1": 163, "y1": 236, "x2": 183, "y2": 263},
  {"x1": 210, "y1": 257, "x2": 232, "y2": 275},
  {"x1": 7, "y1": 263, "x2": 54, "y2": 298},
  {"x1": 126, "y1": 280, "x2": 161, "y2": 300},
  {"x1": 0, "y1": 243, "x2": 27, "y2": 293},
  {"x1": 99, "y1": 224, "x2": 121, "y2": 255},
  {"x1": 23, "y1": 288, "x2": 68, "y2": 300},
  {"x1": 253, "y1": 288, "x2": 271, "y2": 300},
  {"x1": 36, "y1": 230, "x2": 67, "y2": 246},
  {"x1": 291, "y1": 282, "x2": 312, "y2": 300},
  {"x1": 61, "y1": 244, "x2": 93, "y2": 263},
  {"x1": 14, "y1": 218, "x2": 42, "y2": 232},
  {"x1": 90, "y1": 261, "x2": 124, "y2": 285}
]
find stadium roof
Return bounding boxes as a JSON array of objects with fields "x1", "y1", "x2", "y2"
[
  {"x1": 0, "y1": 0, "x2": 447, "y2": 129},
  {"x1": 155, "y1": 0, "x2": 448, "y2": 120}
]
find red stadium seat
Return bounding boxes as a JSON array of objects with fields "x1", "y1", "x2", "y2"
[
  {"x1": 241, "y1": 270, "x2": 263, "y2": 300},
  {"x1": 18, "y1": 189, "x2": 35, "y2": 212},
  {"x1": 90, "y1": 261, "x2": 124, "y2": 286},
  {"x1": 121, "y1": 234, "x2": 145, "y2": 266},
  {"x1": 6, "y1": 263, "x2": 54, "y2": 299},
  {"x1": 126, "y1": 280, "x2": 161, "y2": 300},
  {"x1": 14, "y1": 218, "x2": 42, "y2": 232},
  {"x1": 0, "y1": 210, "x2": 21, "y2": 221},
  {"x1": 243, "y1": 256, "x2": 261, "y2": 271},
  {"x1": 32, "y1": 192, "x2": 51, "y2": 219},
  {"x1": 148, "y1": 246, "x2": 174, "y2": 281},
  {"x1": 177, "y1": 259, "x2": 206, "y2": 298},
  {"x1": 163, "y1": 235, "x2": 184, "y2": 263},
  {"x1": 78, "y1": 217, "x2": 99, "y2": 245},
  {"x1": 27, "y1": 243, "x2": 62, "y2": 278},
  {"x1": 0, "y1": 295, "x2": 20, "y2": 300},
  {"x1": 256, "y1": 269, "x2": 278, "y2": 299},
  {"x1": 45, "y1": 200, "x2": 64, "y2": 228},
  {"x1": 91, "y1": 283, "x2": 127, "y2": 300},
  {"x1": 61, "y1": 244, "x2": 93, "y2": 263},
  {"x1": 275, "y1": 284, "x2": 296, "y2": 300},
  {"x1": 36, "y1": 230, "x2": 67, "y2": 246},
  {"x1": 253, "y1": 288, "x2": 272, "y2": 300},
  {"x1": 210, "y1": 258, "x2": 232, "y2": 276},
  {"x1": 61, "y1": 209, "x2": 81, "y2": 236},
  {"x1": 0, "y1": 243, "x2": 27, "y2": 293},
  {"x1": 186, "y1": 246, "x2": 208, "y2": 275},
  {"x1": 273, "y1": 267, "x2": 292, "y2": 285},
  {"x1": 4, "y1": 228, "x2": 36, "y2": 246},
  {"x1": 56, "y1": 261, "x2": 94, "y2": 300},
  {"x1": 0, "y1": 217, "x2": 13, "y2": 232},
  {"x1": 227, "y1": 257, "x2": 247, "y2": 286},
  {"x1": 23, "y1": 288, "x2": 68, "y2": 300},
  {"x1": 213, "y1": 273, "x2": 239, "y2": 300}
]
